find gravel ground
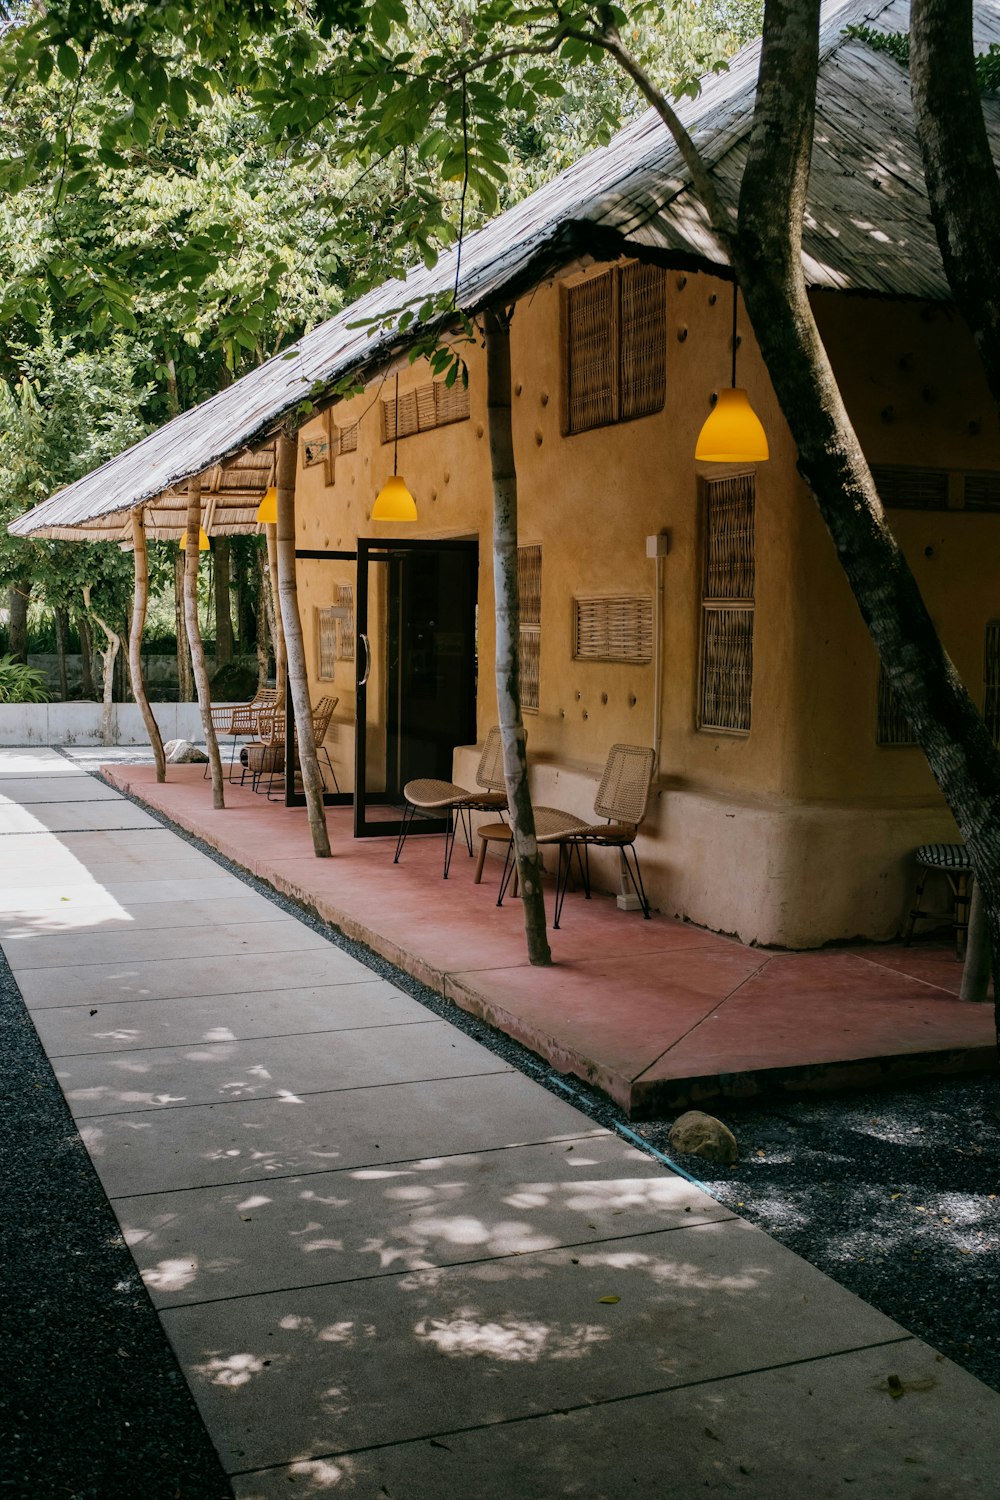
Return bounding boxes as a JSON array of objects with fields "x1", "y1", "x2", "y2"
[{"x1": 5, "y1": 749, "x2": 997, "y2": 1499}]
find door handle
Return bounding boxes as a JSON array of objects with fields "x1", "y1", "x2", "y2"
[{"x1": 359, "y1": 633, "x2": 372, "y2": 687}]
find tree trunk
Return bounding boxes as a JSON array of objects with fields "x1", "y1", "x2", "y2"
[
  {"x1": 265, "y1": 523, "x2": 287, "y2": 698},
  {"x1": 256, "y1": 544, "x2": 272, "y2": 692},
  {"x1": 484, "y1": 308, "x2": 551, "y2": 965},
  {"x1": 214, "y1": 536, "x2": 234, "y2": 668},
  {"x1": 54, "y1": 607, "x2": 69, "y2": 700},
  {"x1": 129, "y1": 511, "x2": 166, "y2": 782},
  {"x1": 86, "y1": 598, "x2": 120, "y2": 747},
  {"x1": 275, "y1": 431, "x2": 330, "y2": 857},
  {"x1": 76, "y1": 613, "x2": 96, "y2": 697},
  {"x1": 174, "y1": 554, "x2": 194, "y2": 702},
  {"x1": 185, "y1": 477, "x2": 225, "y2": 808},
  {"x1": 730, "y1": 0, "x2": 1000, "y2": 1016},
  {"x1": 8, "y1": 580, "x2": 30, "y2": 663},
  {"x1": 910, "y1": 0, "x2": 1000, "y2": 415}
]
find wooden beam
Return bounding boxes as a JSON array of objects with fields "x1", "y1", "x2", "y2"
[
  {"x1": 129, "y1": 509, "x2": 167, "y2": 782},
  {"x1": 185, "y1": 475, "x2": 225, "y2": 808}
]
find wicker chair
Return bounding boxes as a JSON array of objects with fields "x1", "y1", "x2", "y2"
[
  {"x1": 903, "y1": 842, "x2": 974, "y2": 958},
  {"x1": 208, "y1": 688, "x2": 279, "y2": 780},
  {"x1": 242, "y1": 695, "x2": 339, "y2": 798},
  {"x1": 393, "y1": 725, "x2": 508, "y2": 878},
  {"x1": 482, "y1": 744, "x2": 656, "y2": 928}
]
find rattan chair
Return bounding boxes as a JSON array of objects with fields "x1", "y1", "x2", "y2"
[
  {"x1": 903, "y1": 842, "x2": 974, "y2": 958},
  {"x1": 242, "y1": 695, "x2": 339, "y2": 798},
  {"x1": 393, "y1": 725, "x2": 508, "y2": 878},
  {"x1": 207, "y1": 687, "x2": 279, "y2": 780},
  {"x1": 485, "y1": 744, "x2": 656, "y2": 928}
]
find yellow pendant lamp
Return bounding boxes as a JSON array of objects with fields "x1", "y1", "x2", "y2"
[
  {"x1": 695, "y1": 282, "x2": 769, "y2": 464},
  {"x1": 256, "y1": 485, "x2": 278, "y2": 524},
  {"x1": 178, "y1": 527, "x2": 210, "y2": 550},
  {"x1": 373, "y1": 373, "x2": 417, "y2": 522}
]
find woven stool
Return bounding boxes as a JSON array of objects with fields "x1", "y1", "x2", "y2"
[{"x1": 903, "y1": 843, "x2": 974, "y2": 958}]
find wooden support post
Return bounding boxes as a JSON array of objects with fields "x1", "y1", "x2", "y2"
[
  {"x1": 129, "y1": 510, "x2": 166, "y2": 782},
  {"x1": 275, "y1": 431, "x2": 330, "y2": 857},
  {"x1": 185, "y1": 476, "x2": 225, "y2": 808},
  {"x1": 265, "y1": 523, "x2": 287, "y2": 697}
]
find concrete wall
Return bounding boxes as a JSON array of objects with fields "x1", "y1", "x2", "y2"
[
  {"x1": 290, "y1": 263, "x2": 999, "y2": 948},
  {"x1": 0, "y1": 702, "x2": 213, "y2": 747}
]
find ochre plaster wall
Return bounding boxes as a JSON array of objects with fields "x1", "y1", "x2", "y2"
[{"x1": 289, "y1": 266, "x2": 998, "y2": 947}]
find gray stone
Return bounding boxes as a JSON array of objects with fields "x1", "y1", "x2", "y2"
[
  {"x1": 669, "y1": 1109, "x2": 739, "y2": 1164},
  {"x1": 163, "y1": 738, "x2": 208, "y2": 764}
]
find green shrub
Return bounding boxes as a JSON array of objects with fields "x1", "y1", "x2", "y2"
[{"x1": 0, "y1": 655, "x2": 50, "y2": 703}]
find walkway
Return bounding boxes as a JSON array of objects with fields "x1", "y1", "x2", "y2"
[
  {"x1": 101, "y1": 761, "x2": 995, "y2": 1117},
  {"x1": 3, "y1": 747, "x2": 999, "y2": 1496}
]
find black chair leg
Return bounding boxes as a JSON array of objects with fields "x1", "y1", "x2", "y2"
[
  {"x1": 621, "y1": 844, "x2": 650, "y2": 918},
  {"x1": 393, "y1": 801, "x2": 416, "y2": 865},
  {"x1": 497, "y1": 839, "x2": 517, "y2": 907},
  {"x1": 443, "y1": 809, "x2": 458, "y2": 879}
]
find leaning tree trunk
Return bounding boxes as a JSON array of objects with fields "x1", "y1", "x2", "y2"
[
  {"x1": 54, "y1": 607, "x2": 69, "y2": 700},
  {"x1": 910, "y1": 0, "x2": 1000, "y2": 415},
  {"x1": 185, "y1": 477, "x2": 225, "y2": 808},
  {"x1": 275, "y1": 432, "x2": 330, "y2": 857},
  {"x1": 265, "y1": 523, "x2": 287, "y2": 698},
  {"x1": 484, "y1": 308, "x2": 551, "y2": 966},
  {"x1": 76, "y1": 613, "x2": 96, "y2": 698},
  {"x1": 214, "y1": 536, "x2": 235, "y2": 668},
  {"x1": 129, "y1": 510, "x2": 166, "y2": 782},
  {"x1": 174, "y1": 554, "x2": 194, "y2": 702},
  {"x1": 8, "y1": 580, "x2": 30, "y2": 663},
  {"x1": 731, "y1": 0, "x2": 1000, "y2": 1019}
]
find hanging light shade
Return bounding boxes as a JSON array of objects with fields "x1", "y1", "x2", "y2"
[
  {"x1": 695, "y1": 388, "x2": 769, "y2": 463},
  {"x1": 178, "y1": 527, "x2": 210, "y2": 551},
  {"x1": 695, "y1": 280, "x2": 769, "y2": 464},
  {"x1": 372, "y1": 371, "x2": 418, "y2": 522},
  {"x1": 372, "y1": 473, "x2": 417, "y2": 522},
  {"x1": 255, "y1": 485, "x2": 278, "y2": 524}
]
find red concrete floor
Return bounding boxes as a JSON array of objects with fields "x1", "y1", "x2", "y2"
[{"x1": 101, "y1": 764, "x2": 997, "y2": 1117}]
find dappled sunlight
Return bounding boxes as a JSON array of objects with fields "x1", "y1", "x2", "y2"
[
  {"x1": 193, "y1": 1351, "x2": 275, "y2": 1388},
  {"x1": 275, "y1": 1458, "x2": 346, "y2": 1493},
  {"x1": 414, "y1": 1310, "x2": 610, "y2": 1363},
  {"x1": 142, "y1": 1257, "x2": 199, "y2": 1293}
]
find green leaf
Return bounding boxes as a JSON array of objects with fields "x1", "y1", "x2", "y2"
[
  {"x1": 36, "y1": 49, "x2": 54, "y2": 85},
  {"x1": 56, "y1": 44, "x2": 79, "y2": 81}
]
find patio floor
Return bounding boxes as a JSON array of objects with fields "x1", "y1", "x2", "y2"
[{"x1": 102, "y1": 762, "x2": 996, "y2": 1118}]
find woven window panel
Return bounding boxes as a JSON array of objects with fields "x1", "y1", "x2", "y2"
[
  {"x1": 871, "y1": 465, "x2": 949, "y2": 511},
  {"x1": 876, "y1": 663, "x2": 917, "y2": 746},
  {"x1": 434, "y1": 380, "x2": 471, "y2": 427},
  {"x1": 415, "y1": 384, "x2": 437, "y2": 432},
  {"x1": 566, "y1": 273, "x2": 617, "y2": 434},
  {"x1": 619, "y1": 262, "x2": 666, "y2": 423},
  {"x1": 337, "y1": 422, "x2": 359, "y2": 454},
  {"x1": 517, "y1": 544, "x2": 542, "y2": 628},
  {"x1": 380, "y1": 390, "x2": 420, "y2": 443},
  {"x1": 984, "y1": 621, "x2": 1000, "y2": 742},
  {"x1": 574, "y1": 595, "x2": 653, "y2": 662},
  {"x1": 963, "y1": 472, "x2": 1000, "y2": 512},
  {"x1": 704, "y1": 473, "x2": 755, "y2": 601},
  {"x1": 337, "y1": 584, "x2": 355, "y2": 661},
  {"x1": 316, "y1": 608, "x2": 338, "y2": 680},
  {"x1": 699, "y1": 608, "x2": 753, "y2": 733},
  {"x1": 520, "y1": 627, "x2": 540, "y2": 713}
]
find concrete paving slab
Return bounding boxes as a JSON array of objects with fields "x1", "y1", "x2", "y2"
[
  {"x1": 118, "y1": 1134, "x2": 732, "y2": 1308},
  {"x1": 0, "y1": 750, "x2": 89, "y2": 776},
  {"x1": 228, "y1": 1340, "x2": 1000, "y2": 1500},
  {"x1": 3, "y1": 916, "x2": 335, "y2": 970},
  {"x1": 80, "y1": 1072, "x2": 607, "y2": 1198},
  {"x1": 0, "y1": 776, "x2": 121, "y2": 802},
  {"x1": 32, "y1": 979, "x2": 425, "y2": 1056},
  {"x1": 0, "y1": 875, "x2": 245, "y2": 909},
  {"x1": 0, "y1": 893, "x2": 296, "y2": 940},
  {"x1": 55, "y1": 1022, "x2": 511, "y2": 1117},
  {"x1": 0, "y1": 856, "x2": 221, "y2": 891},
  {"x1": 0, "y1": 799, "x2": 159, "y2": 833},
  {"x1": 17, "y1": 946, "x2": 375, "y2": 1008},
  {"x1": 160, "y1": 1218, "x2": 909, "y2": 1474}
]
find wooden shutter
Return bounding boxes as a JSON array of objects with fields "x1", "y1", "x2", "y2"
[
  {"x1": 517, "y1": 544, "x2": 542, "y2": 713},
  {"x1": 565, "y1": 272, "x2": 617, "y2": 434},
  {"x1": 619, "y1": 262, "x2": 667, "y2": 422},
  {"x1": 574, "y1": 596, "x2": 653, "y2": 662},
  {"x1": 316, "y1": 608, "x2": 338, "y2": 680},
  {"x1": 876, "y1": 662, "x2": 917, "y2": 746},
  {"x1": 699, "y1": 473, "x2": 755, "y2": 734}
]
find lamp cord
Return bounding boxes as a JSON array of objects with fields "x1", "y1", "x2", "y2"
[
  {"x1": 730, "y1": 279, "x2": 738, "y2": 389},
  {"x1": 393, "y1": 371, "x2": 399, "y2": 476}
]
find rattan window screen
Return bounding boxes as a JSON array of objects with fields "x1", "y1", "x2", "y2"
[
  {"x1": 984, "y1": 622, "x2": 1000, "y2": 742},
  {"x1": 564, "y1": 262, "x2": 666, "y2": 435},
  {"x1": 336, "y1": 421, "x2": 359, "y2": 454},
  {"x1": 380, "y1": 381, "x2": 470, "y2": 443},
  {"x1": 518, "y1": 544, "x2": 541, "y2": 713},
  {"x1": 336, "y1": 584, "x2": 354, "y2": 661},
  {"x1": 698, "y1": 473, "x2": 755, "y2": 734},
  {"x1": 574, "y1": 595, "x2": 652, "y2": 662},
  {"x1": 876, "y1": 662, "x2": 917, "y2": 746},
  {"x1": 871, "y1": 464, "x2": 1000, "y2": 514},
  {"x1": 316, "y1": 608, "x2": 338, "y2": 680}
]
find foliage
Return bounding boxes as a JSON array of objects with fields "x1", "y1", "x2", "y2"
[
  {"x1": 846, "y1": 25, "x2": 1000, "y2": 90},
  {"x1": 0, "y1": 653, "x2": 49, "y2": 702}
]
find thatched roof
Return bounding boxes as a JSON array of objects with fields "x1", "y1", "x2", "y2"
[{"x1": 12, "y1": 0, "x2": 999, "y2": 543}]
